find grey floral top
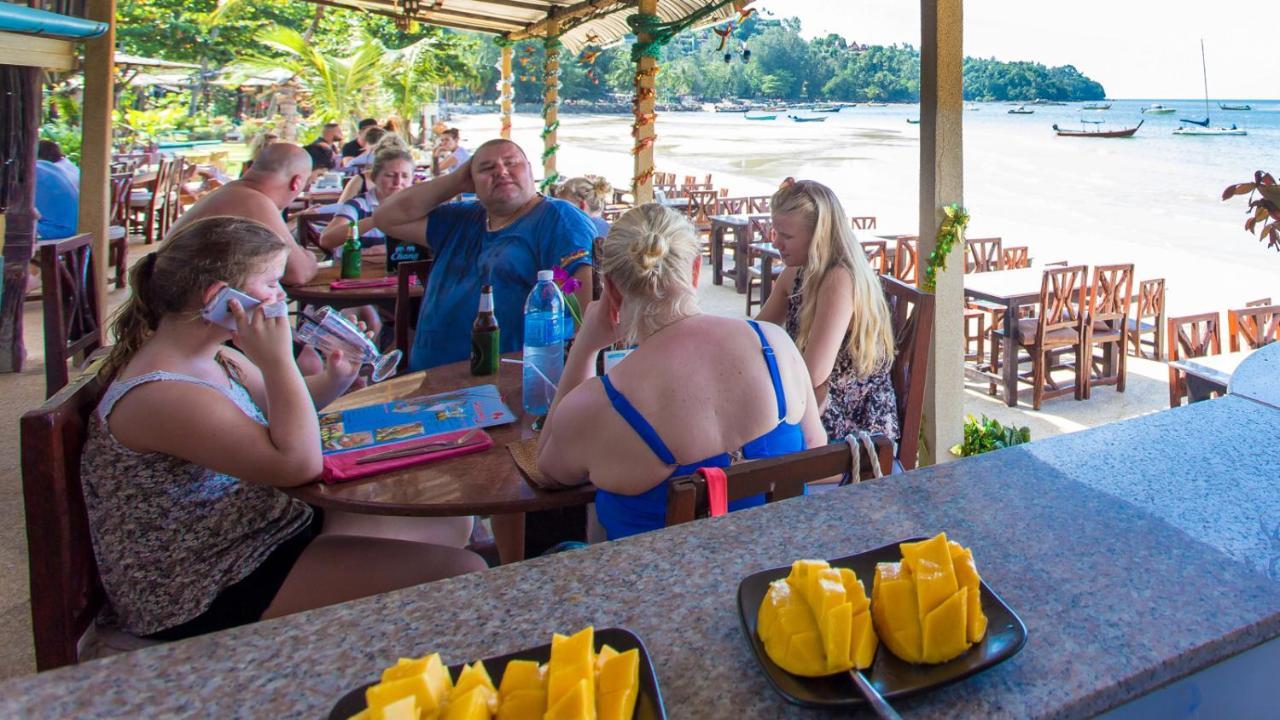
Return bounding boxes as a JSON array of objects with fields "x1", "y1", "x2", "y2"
[
  {"x1": 80, "y1": 362, "x2": 312, "y2": 635},
  {"x1": 785, "y1": 274, "x2": 900, "y2": 441}
]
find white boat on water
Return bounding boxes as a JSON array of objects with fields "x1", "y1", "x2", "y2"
[
  {"x1": 1173, "y1": 40, "x2": 1247, "y2": 137},
  {"x1": 1173, "y1": 125, "x2": 1247, "y2": 136},
  {"x1": 1142, "y1": 104, "x2": 1176, "y2": 114}
]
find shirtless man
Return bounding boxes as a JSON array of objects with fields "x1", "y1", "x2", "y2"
[{"x1": 171, "y1": 143, "x2": 318, "y2": 285}]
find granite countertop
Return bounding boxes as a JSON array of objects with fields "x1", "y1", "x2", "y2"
[
  {"x1": 1230, "y1": 342, "x2": 1279, "y2": 410},
  {"x1": 2, "y1": 396, "x2": 1279, "y2": 718}
]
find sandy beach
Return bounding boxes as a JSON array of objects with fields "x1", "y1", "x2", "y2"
[{"x1": 453, "y1": 106, "x2": 1279, "y2": 316}]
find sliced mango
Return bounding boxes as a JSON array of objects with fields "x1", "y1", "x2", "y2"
[
  {"x1": 757, "y1": 560, "x2": 879, "y2": 676},
  {"x1": 443, "y1": 686, "x2": 492, "y2": 720},
  {"x1": 369, "y1": 694, "x2": 417, "y2": 720},
  {"x1": 596, "y1": 648, "x2": 639, "y2": 720},
  {"x1": 871, "y1": 533, "x2": 989, "y2": 664},
  {"x1": 544, "y1": 677, "x2": 591, "y2": 720}
]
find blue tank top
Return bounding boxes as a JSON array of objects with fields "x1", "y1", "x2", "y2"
[{"x1": 594, "y1": 321, "x2": 807, "y2": 540}]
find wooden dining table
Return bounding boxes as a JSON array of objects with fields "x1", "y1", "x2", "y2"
[
  {"x1": 287, "y1": 355, "x2": 595, "y2": 565},
  {"x1": 709, "y1": 213, "x2": 769, "y2": 293},
  {"x1": 286, "y1": 257, "x2": 416, "y2": 311},
  {"x1": 1168, "y1": 350, "x2": 1254, "y2": 403},
  {"x1": 963, "y1": 266, "x2": 1053, "y2": 407}
]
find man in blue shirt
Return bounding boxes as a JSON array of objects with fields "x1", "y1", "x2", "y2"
[
  {"x1": 35, "y1": 159, "x2": 80, "y2": 239},
  {"x1": 375, "y1": 139, "x2": 595, "y2": 370}
]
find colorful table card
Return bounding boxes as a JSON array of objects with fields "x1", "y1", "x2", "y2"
[{"x1": 319, "y1": 384, "x2": 516, "y2": 454}]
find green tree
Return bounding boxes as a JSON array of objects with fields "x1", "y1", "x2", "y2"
[{"x1": 239, "y1": 25, "x2": 383, "y2": 125}]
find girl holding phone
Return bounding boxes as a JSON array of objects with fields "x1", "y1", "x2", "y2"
[{"x1": 82, "y1": 216, "x2": 482, "y2": 641}]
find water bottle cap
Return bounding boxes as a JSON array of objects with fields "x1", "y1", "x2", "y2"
[{"x1": 537, "y1": 269, "x2": 554, "y2": 282}]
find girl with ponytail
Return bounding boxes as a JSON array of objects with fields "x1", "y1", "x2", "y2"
[
  {"x1": 84, "y1": 216, "x2": 483, "y2": 641},
  {"x1": 756, "y1": 179, "x2": 899, "y2": 441},
  {"x1": 534, "y1": 204, "x2": 827, "y2": 541}
]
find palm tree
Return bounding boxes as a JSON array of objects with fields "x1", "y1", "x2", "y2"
[
  {"x1": 382, "y1": 32, "x2": 483, "y2": 143},
  {"x1": 240, "y1": 25, "x2": 384, "y2": 127}
]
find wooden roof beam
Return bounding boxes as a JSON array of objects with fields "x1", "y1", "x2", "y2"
[
  {"x1": 351, "y1": 0, "x2": 528, "y2": 29},
  {"x1": 305, "y1": 0, "x2": 508, "y2": 34},
  {"x1": 507, "y1": 0, "x2": 627, "y2": 40}
]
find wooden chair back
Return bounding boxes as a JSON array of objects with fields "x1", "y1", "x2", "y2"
[
  {"x1": 747, "y1": 195, "x2": 772, "y2": 214},
  {"x1": 860, "y1": 240, "x2": 889, "y2": 275},
  {"x1": 965, "y1": 237, "x2": 1003, "y2": 273},
  {"x1": 850, "y1": 215, "x2": 877, "y2": 231},
  {"x1": 295, "y1": 212, "x2": 336, "y2": 256},
  {"x1": 749, "y1": 216, "x2": 774, "y2": 245},
  {"x1": 686, "y1": 189, "x2": 719, "y2": 225},
  {"x1": 1129, "y1": 278, "x2": 1166, "y2": 359},
  {"x1": 683, "y1": 175, "x2": 698, "y2": 187},
  {"x1": 37, "y1": 234, "x2": 103, "y2": 398},
  {"x1": 1136, "y1": 279, "x2": 1166, "y2": 321},
  {"x1": 1167, "y1": 311, "x2": 1222, "y2": 407},
  {"x1": 1002, "y1": 245, "x2": 1030, "y2": 269},
  {"x1": 1087, "y1": 264, "x2": 1134, "y2": 330},
  {"x1": 881, "y1": 275, "x2": 935, "y2": 470},
  {"x1": 719, "y1": 187, "x2": 730, "y2": 198},
  {"x1": 394, "y1": 260, "x2": 433, "y2": 369},
  {"x1": 893, "y1": 236, "x2": 919, "y2": 284},
  {"x1": 665, "y1": 438, "x2": 894, "y2": 526},
  {"x1": 1034, "y1": 266, "x2": 1088, "y2": 348},
  {"x1": 717, "y1": 196, "x2": 748, "y2": 215},
  {"x1": 1245, "y1": 297, "x2": 1272, "y2": 308},
  {"x1": 21, "y1": 361, "x2": 110, "y2": 670},
  {"x1": 108, "y1": 173, "x2": 134, "y2": 227},
  {"x1": 1226, "y1": 304, "x2": 1280, "y2": 352}
]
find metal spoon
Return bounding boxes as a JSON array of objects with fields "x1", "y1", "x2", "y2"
[{"x1": 848, "y1": 669, "x2": 902, "y2": 720}]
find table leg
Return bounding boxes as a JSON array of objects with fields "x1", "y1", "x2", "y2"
[
  {"x1": 1002, "y1": 301, "x2": 1018, "y2": 407},
  {"x1": 760, "y1": 253, "x2": 774, "y2": 307},
  {"x1": 711, "y1": 225, "x2": 725, "y2": 286},
  {"x1": 492, "y1": 512, "x2": 526, "y2": 565},
  {"x1": 735, "y1": 229, "x2": 750, "y2": 294}
]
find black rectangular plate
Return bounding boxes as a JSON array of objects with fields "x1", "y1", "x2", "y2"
[
  {"x1": 328, "y1": 627, "x2": 665, "y2": 719},
  {"x1": 737, "y1": 537, "x2": 1027, "y2": 708}
]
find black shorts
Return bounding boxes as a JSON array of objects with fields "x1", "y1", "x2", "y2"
[{"x1": 146, "y1": 509, "x2": 323, "y2": 642}]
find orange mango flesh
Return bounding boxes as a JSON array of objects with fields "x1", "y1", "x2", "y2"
[
  {"x1": 870, "y1": 532, "x2": 988, "y2": 664},
  {"x1": 757, "y1": 559, "x2": 879, "y2": 676},
  {"x1": 356, "y1": 627, "x2": 640, "y2": 720}
]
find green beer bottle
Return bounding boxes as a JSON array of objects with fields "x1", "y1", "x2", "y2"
[
  {"x1": 470, "y1": 284, "x2": 500, "y2": 376},
  {"x1": 340, "y1": 223, "x2": 362, "y2": 279}
]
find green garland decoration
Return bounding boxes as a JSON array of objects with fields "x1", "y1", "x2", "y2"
[
  {"x1": 627, "y1": 0, "x2": 738, "y2": 62},
  {"x1": 538, "y1": 170, "x2": 561, "y2": 192},
  {"x1": 541, "y1": 143, "x2": 560, "y2": 161},
  {"x1": 493, "y1": 36, "x2": 513, "y2": 48},
  {"x1": 922, "y1": 204, "x2": 969, "y2": 293},
  {"x1": 539, "y1": 120, "x2": 560, "y2": 138}
]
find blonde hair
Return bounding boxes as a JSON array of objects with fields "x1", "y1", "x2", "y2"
[
  {"x1": 770, "y1": 180, "x2": 894, "y2": 378},
  {"x1": 600, "y1": 204, "x2": 701, "y2": 344},
  {"x1": 370, "y1": 132, "x2": 410, "y2": 155},
  {"x1": 103, "y1": 217, "x2": 286, "y2": 377},
  {"x1": 556, "y1": 175, "x2": 612, "y2": 215},
  {"x1": 247, "y1": 130, "x2": 278, "y2": 161},
  {"x1": 370, "y1": 142, "x2": 414, "y2": 179}
]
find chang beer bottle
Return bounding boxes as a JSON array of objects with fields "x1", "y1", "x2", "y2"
[
  {"x1": 340, "y1": 223, "x2": 362, "y2": 279},
  {"x1": 470, "y1": 284, "x2": 500, "y2": 376}
]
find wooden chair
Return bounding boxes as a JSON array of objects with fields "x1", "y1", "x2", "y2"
[
  {"x1": 881, "y1": 275, "x2": 935, "y2": 470},
  {"x1": 665, "y1": 438, "x2": 894, "y2": 527},
  {"x1": 295, "y1": 212, "x2": 337, "y2": 257},
  {"x1": 1126, "y1": 278, "x2": 1165, "y2": 360},
  {"x1": 893, "y1": 236, "x2": 919, "y2": 285},
  {"x1": 1002, "y1": 246, "x2": 1030, "y2": 269},
  {"x1": 128, "y1": 157, "x2": 173, "y2": 245},
  {"x1": 21, "y1": 361, "x2": 110, "y2": 670},
  {"x1": 107, "y1": 173, "x2": 133, "y2": 289},
  {"x1": 1042, "y1": 260, "x2": 1069, "y2": 268},
  {"x1": 36, "y1": 234, "x2": 102, "y2": 398},
  {"x1": 161, "y1": 158, "x2": 192, "y2": 237},
  {"x1": 964, "y1": 237, "x2": 1003, "y2": 273},
  {"x1": 394, "y1": 259, "x2": 433, "y2": 370},
  {"x1": 601, "y1": 205, "x2": 629, "y2": 223},
  {"x1": 744, "y1": 217, "x2": 776, "y2": 314},
  {"x1": 1081, "y1": 264, "x2": 1134, "y2": 398},
  {"x1": 1166, "y1": 312, "x2": 1221, "y2": 407},
  {"x1": 989, "y1": 266, "x2": 1088, "y2": 410},
  {"x1": 1226, "y1": 304, "x2": 1280, "y2": 352},
  {"x1": 717, "y1": 196, "x2": 748, "y2": 215},
  {"x1": 1245, "y1": 297, "x2": 1272, "y2": 308},
  {"x1": 747, "y1": 196, "x2": 771, "y2": 214},
  {"x1": 859, "y1": 240, "x2": 889, "y2": 275},
  {"x1": 718, "y1": 187, "x2": 730, "y2": 198},
  {"x1": 850, "y1": 215, "x2": 877, "y2": 231},
  {"x1": 686, "y1": 189, "x2": 719, "y2": 227},
  {"x1": 963, "y1": 309, "x2": 986, "y2": 365}
]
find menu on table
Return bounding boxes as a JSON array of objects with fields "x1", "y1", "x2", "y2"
[{"x1": 319, "y1": 384, "x2": 516, "y2": 454}]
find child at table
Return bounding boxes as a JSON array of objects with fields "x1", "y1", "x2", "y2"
[{"x1": 82, "y1": 216, "x2": 482, "y2": 641}]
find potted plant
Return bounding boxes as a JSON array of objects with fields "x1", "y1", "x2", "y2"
[
  {"x1": 1222, "y1": 171, "x2": 1280, "y2": 252},
  {"x1": 950, "y1": 415, "x2": 1031, "y2": 457}
]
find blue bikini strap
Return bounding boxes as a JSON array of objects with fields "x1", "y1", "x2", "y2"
[
  {"x1": 747, "y1": 320, "x2": 787, "y2": 420},
  {"x1": 600, "y1": 375, "x2": 677, "y2": 465}
]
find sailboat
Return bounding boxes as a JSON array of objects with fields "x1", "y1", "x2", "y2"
[{"x1": 1174, "y1": 40, "x2": 1247, "y2": 136}]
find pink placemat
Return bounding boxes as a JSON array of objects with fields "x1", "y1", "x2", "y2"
[
  {"x1": 321, "y1": 428, "x2": 493, "y2": 484},
  {"x1": 329, "y1": 277, "x2": 400, "y2": 290}
]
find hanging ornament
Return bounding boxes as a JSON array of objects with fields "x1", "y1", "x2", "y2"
[
  {"x1": 713, "y1": 23, "x2": 735, "y2": 52},
  {"x1": 723, "y1": 52, "x2": 732, "y2": 64},
  {"x1": 741, "y1": 43, "x2": 752, "y2": 63},
  {"x1": 579, "y1": 49, "x2": 601, "y2": 65}
]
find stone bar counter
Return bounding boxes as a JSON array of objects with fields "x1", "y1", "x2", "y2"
[{"x1": 3, "y1": 393, "x2": 1279, "y2": 717}]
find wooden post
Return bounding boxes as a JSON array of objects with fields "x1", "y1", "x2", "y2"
[
  {"x1": 631, "y1": 0, "x2": 658, "y2": 204},
  {"x1": 499, "y1": 44, "x2": 513, "y2": 140},
  {"x1": 541, "y1": 24, "x2": 561, "y2": 189},
  {"x1": 81, "y1": 0, "x2": 116, "y2": 319},
  {"x1": 0, "y1": 65, "x2": 41, "y2": 372},
  {"x1": 918, "y1": 0, "x2": 964, "y2": 465}
]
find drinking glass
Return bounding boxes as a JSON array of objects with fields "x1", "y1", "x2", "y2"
[{"x1": 296, "y1": 306, "x2": 401, "y2": 382}]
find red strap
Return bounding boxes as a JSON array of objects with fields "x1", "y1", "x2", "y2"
[{"x1": 698, "y1": 467, "x2": 729, "y2": 517}]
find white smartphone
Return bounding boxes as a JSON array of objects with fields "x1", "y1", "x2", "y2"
[{"x1": 201, "y1": 287, "x2": 261, "y2": 331}]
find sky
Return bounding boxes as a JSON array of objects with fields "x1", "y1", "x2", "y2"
[{"x1": 757, "y1": 0, "x2": 1280, "y2": 100}]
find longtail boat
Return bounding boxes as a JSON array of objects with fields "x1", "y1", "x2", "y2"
[
  {"x1": 788, "y1": 115, "x2": 827, "y2": 123},
  {"x1": 744, "y1": 114, "x2": 776, "y2": 121},
  {"x1": 1052, "y1": 119, "x2": 1143, "y2": 138}
]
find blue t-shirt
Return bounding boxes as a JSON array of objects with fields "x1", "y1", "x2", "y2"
[
  {"x1": 409, "y1": 197, "x2": 596, "y2": 370},
  {"x1": 36, "y1": 160, "x2": 79, "y2": 239},
  {"x1": 590, "y1": 215, "x2": 610, "y2": 239}
]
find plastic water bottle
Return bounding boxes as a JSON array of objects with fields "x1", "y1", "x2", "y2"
[{"x1": 522, "y1": 270, "x2": 565, "y2": 416}]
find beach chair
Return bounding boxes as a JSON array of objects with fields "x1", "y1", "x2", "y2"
[
  {"x1": 989, "y1": 266, "x2": 1088, "y2": 410},
  {"x1": 1081, "y1": 264, "x2": 1134, "y2": 399},
  {"x1": 1226, "y1": 304, "x2": 1280, "y2": 352},
  {"x1": 664, "y1": 438, "x2": 894, "y2": 527},
  {"x1": 1167, "y1": 312, "x2": 1222, "y2": 407}
]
